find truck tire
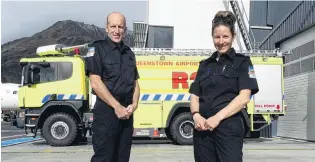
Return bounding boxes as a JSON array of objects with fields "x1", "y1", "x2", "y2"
[
  {"x1": 165, "y1": 127, "x2": 175, "y2": 143},
  {"x1": 170, "y1": 112, "x2": 194, "y2": 145},
  {"x1": 42, "y1": 112, "x2": 78, "y2": 146}
]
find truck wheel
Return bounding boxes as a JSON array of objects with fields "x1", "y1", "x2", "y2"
[
  {"x1": 170, "y1": 112, "x2": 194, "y2": 145},
  {"x1": 165, "y1": 127, "x2": 175, "y2": 143},
  {"x1": 42, "y1": 113, "x2": 78, "y2": 146}
]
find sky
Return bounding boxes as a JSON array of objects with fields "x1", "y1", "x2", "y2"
[{"x1": 1, "y1": 0, "x2": 148, "y2": 44}]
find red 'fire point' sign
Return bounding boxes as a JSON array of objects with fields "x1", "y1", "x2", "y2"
[{"x1": 276, "y1": 105, "x2": 280, "y2": 110}]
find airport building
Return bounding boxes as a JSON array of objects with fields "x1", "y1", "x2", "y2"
[
  {"x1": 134, "y1": 0, "x2": 252, "y2": 51},
  {"x1": 255, "y1": 1, "x2": 315, "y2": 141}
]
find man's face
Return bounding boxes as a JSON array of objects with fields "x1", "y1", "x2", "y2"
[{"x1": 106, "y1": 13, "x2": 126, "y2": 43}]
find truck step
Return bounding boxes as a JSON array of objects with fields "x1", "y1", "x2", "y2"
[
  {"x1": 25, "y1": 114, "x2": 40, "y2": 117},
  {"x1": 26, "y1": 133, "x2": 36, "y2": 137},
  {"x1": 25, "y1": 124, "x2": 36, "y2": 127}
]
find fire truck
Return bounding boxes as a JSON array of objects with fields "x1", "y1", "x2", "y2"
[{"x1": 14, "y1": 43, "x2": 289, "y2": 146}]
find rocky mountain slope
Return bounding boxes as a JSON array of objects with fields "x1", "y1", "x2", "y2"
[{"x1": 1, "y1": 20, "x2": 134, "y2": 83}]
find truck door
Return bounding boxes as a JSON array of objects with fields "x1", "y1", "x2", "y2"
[
  {"x1": 133, "y1": 101, "x2": 163, "y2": 128},
  {"x1": 23, "y1": 62, "x2": 58, "y2": 108}
]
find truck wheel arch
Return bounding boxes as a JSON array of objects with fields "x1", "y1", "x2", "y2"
[
  {"x1": 37, "y1": 101, "x2": 82, "y2": 129},
  {"x1": 166, "y1": 102, "x2": 190, "y2": 127}
]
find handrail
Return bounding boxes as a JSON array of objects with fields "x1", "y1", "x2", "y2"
[
  {"x1": 229, "y1": 0, "x2": 256, "y2": 50},
  {"x1": 238, "y1": 0, "x2": 256, "y2": 48}
]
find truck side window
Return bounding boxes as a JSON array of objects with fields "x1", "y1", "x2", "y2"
[
  {"x1": 24, "y1": 62, "x2": 72, "y2": 84},
  {"x1": 58, "y1": 62, "x2": 73, "y2": 80},
  {"x1": 38, "y1": 63, "x2": 57, "y2": 83}
]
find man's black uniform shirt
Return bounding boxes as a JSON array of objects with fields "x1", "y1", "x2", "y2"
[
  {"x1": 189, "y1": 48, "x2": 259, "y2": 118},
  {"x1": 85, "y1": 36, "x2": 139, "y2": 104}
]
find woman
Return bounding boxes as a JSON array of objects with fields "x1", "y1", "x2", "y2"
[{"x1": 189, "y1": 11, "x2": 259, "y2": 162}]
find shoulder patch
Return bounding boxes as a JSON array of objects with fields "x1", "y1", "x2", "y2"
[
  {"x1": 86, "y1": 47, "x2": 95, "y2": 57},
  {"x1": 248, "y1": 65, "x2": 256, "y2": 78}
]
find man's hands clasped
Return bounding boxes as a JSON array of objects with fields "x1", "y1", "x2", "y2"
[
  {"x1": 126, "y1": 104, "x2": 136, "y2": 116},
  {"x1": 193, "y1": 113, "x2": 223, "y2": 131},
  {"x1": 114, "y1": 104, "x2": 136, "y2": 120},
  {"x1": 193, "y1": 113, "x2": 207, "y2": 131}
]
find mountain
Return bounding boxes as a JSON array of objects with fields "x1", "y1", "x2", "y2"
[{"x1": 1, "y1": 20, "x2": 134, "y2": 83}]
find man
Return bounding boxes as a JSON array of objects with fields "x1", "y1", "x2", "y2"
[{"x1": 85, "y1": 12, "x2": 140, "y2": 162}]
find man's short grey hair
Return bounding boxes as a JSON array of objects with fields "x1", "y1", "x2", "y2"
[{"x1": 106, "y1": 12, "x2": 126, "y2": 26}]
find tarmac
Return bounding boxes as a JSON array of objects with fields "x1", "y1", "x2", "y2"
[{"x1": 2, "y1": 137, "x2": 315, "y2": 162}]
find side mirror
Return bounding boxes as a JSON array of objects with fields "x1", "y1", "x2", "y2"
[
  {"x1": 39, "y1": 62, "x2": 50, "y2": 68},
  {"x1": 25, "y1": 64, "x2": 41, "y2": 85},
  {"x1": 31, "y1": 65, "x2": 40, "y2": 74},
  {"x1": 31, "y1": 65, "x2": 40, "y2": 84}
]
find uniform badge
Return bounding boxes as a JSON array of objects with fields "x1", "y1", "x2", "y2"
[
  {"x1": 86, "y1": 47, "x2": 95, "y2": 57},
  {"x1": 248, "y1": 66, "x2": 256, "y2": 78}
]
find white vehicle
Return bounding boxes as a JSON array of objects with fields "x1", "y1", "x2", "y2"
[{"x1": 1, "y1": 83, "x2": 20, "y2": 122}]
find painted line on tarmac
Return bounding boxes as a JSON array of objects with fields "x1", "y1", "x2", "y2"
[
  {"x1": 1, "y1": 137, "x2": 42, "y2": 147},
  {"x1": 1, "y1": 130, "x2": 26, "y2": 132},
  {"x1": 2, "y1": 147, "x2": 315, "y2": 153},
  {"x1": 273, "y1": 137, "x2": 315, "y2": 143},
  {"x1": 1, "y1": 134, "x2": 26, "y2": 139}
]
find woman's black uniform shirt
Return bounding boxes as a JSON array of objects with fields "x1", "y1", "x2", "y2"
[{"x1": 189, "y1": 48, "x2": 259, "y2": 118}]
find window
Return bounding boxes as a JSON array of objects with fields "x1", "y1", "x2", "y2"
[
  {"x1": 38, "y1": 62, "x2": 57, "y2": 83},
  {"x1": 58, "y1": 62, "x2": 73, "y2": 80},
  {"x1": 23, "y1": 61, "x2": 73, "y2": 85},
  {"x1": 289, "y1": 62, "x2": 300, "y2": 76},
  {"x1": 290, "y1": 47, "x2": 301, "y2": 61},
  {"x1": 300, "y1": 41, "x2": 314, "y2": 57},
  {"x1": 286, "y1": 40, "x2": 315, "y2": 64},
  {"x1": 284, "y1": 55, "x2": 290, "y2": 63},
  {"x1": 146, "y1": 25, "x2": 174, "y2": 48},
  {"x1": 284, "y1": 65, "x2": 289, "y2": 77},
  {"x1": 301, "y1": 57, "x2": 313, "y2": 73}
]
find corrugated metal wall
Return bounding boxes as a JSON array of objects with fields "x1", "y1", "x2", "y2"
[
  {"x1": 250, "y1": 1, "x2": 267, "y2": 26},
  {"x1": 278, "y1": 71, "x2": 315, "y2": 141},
  {"x1": 307, "y1": 72, "x2": 315, "y2": 141},
  {"x1": 249, "y1": 1, "x2": 301, "y2": 47},
  {"x1": 279, "y1": 73, "x2": 309, "y2": 140},
  {"x1": 266, "y1": 1, "x2": 300, "y2": 27},
  {"x1": 133, "y1": 22, "x2": 148, "y2": 48},
  {"x1": 249, "y1": 1, "x2": 309, "y2": 138},
  {"x1": 258, "y1": 1, "x2": 315, "y2": 50},
  {"x1": 277, "y1": 26, "x2": 315, "y2": 141}
]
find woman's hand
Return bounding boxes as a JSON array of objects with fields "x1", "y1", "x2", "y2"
[
  {"x1": 193, "y1": 114, "x2": 207, "y2": 131},
  {"x1": 205, "y1": 115, "x2": 222, "y2": 131}
]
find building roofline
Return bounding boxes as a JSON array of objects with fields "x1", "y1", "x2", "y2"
[
  {"x1": 275, "y1": 23, "x2": 315, "y2": 48},
  {"x1": 258, "y1": 1, "x2": 303, "y2": 48}
]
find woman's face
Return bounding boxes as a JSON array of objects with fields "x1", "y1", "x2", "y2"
[{"x1": 212, "y1": 25, "x2": 235, "y2": 54}]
